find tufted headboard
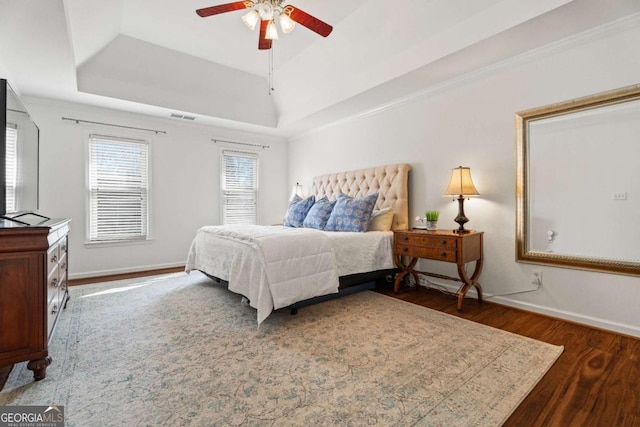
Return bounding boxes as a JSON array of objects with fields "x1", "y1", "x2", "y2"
[{"x1": 312, "y1": 163, "x2": 411, "y2": 231}]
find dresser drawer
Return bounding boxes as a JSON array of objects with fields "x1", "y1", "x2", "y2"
[
  {"x1": 58, "y1": 250, "x2": 67, "y2": 273},
  {"x1": 58, "y1": 258, "x2": 68, "y2": 295},
  {"x1": 395, "y1": 244, "x2": 457, "y2": 262},
  {"x1": 47, "y1": 294, "x2": 61, "y2": 338},
  {"x1": 395, "y1": 233, "x2": 457, "y2": 249},
  {"x1": 47, "y1": 268, "x2": 60, "y2": 305},
  {"x1": 47, "y1": 243, "x2": 60, "y2": 276},
  {"x1": 59, "y1": 236, "x2": 68, "y2": 255}
]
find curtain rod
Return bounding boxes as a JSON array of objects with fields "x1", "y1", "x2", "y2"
[
  {"x1": 62, "y1": 117, "x2": 166, "y2": 134},
  {"x1": 213, "y1": 138, "x2": 269, "y2": 149}
]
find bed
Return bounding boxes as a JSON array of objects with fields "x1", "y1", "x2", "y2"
[{"x1": 185, "y1": 163, "x2": 411, "y2": 323}]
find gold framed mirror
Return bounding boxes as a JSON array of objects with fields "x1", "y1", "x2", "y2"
[{"x1": 516, "y1": 84, "x2": 640, "y2": 276}]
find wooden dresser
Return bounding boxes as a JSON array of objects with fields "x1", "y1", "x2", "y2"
[{"x1": 0, "y1": 218, "x2": 70, "y2": 381}]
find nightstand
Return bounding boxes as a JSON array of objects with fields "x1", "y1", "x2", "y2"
[{"x1": 393, "y1": 229, "x2": 484, "y2": 311}]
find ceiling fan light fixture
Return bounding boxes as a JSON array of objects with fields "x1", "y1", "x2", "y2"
[
  {"x1": 265, "y1": 20, "x2": 279, "y2": 40},
  {"x1": 279, "y1": 13, "x2": 295, "y2": 33},
  {"x1": 257, "y1": 2, "x2": 274, "y2": 20},
  {"x1": 196, "y1": 1, "x2": 333, "y2": 49},
  {"x1": 241, "y1": 10, "x2": 260, "y2": 30}
]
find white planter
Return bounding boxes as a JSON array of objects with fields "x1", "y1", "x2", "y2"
[{"x1": 426, "y1": 220, "x2": 438, "y2": 230}]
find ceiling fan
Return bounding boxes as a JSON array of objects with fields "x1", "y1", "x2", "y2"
[{"x1": 196, "y1": 1, "x2": 333, "y2": 50}]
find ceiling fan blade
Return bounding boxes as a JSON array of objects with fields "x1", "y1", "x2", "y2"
[
  {"x1": 196, "y1": 1, "x2": 254, "y2": 17},
  {"x1": 258, "y1": 20, "x2": 272, "y2": 50},
  {"x1": 283, "y1": 5, "x2": 333, "y2": 37}
]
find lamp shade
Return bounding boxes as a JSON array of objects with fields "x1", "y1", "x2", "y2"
[
  {"x1": 443, "y1": 166, "x2": 480, "y2": 197},
  {"x1": 266, "y1": 20, "x2": 279, "y2": 40},
  {"x1": 242, "y1": 10, "x2": 260, "y2": 30},
  {"x1": 279, "y1": 13, "x2": 296, "y2": 33}
]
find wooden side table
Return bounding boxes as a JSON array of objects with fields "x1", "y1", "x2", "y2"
[{"x1": 393, "y1": 229, "x2": 484, "y2": 311}]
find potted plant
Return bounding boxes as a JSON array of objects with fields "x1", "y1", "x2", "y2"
[{"x1": 425, "y1": 210, "x2": 439, "y2": 230}]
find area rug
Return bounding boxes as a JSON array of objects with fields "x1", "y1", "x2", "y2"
[{"x1": 1, "y1": 272, "x2": 563, "y2": 426}]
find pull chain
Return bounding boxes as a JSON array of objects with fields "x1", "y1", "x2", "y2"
[{"x1": 268, "y1": 47, "x2": 275, "y2": 95}]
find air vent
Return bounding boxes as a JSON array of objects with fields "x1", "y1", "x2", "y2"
[{"x1": 170, "y1": 113, "x2": 196, "y2": 121}]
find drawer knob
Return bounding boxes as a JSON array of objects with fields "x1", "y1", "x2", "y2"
[
  {"x1": 403, "y1": 247, "x2": 409, "y2": 252},
  {"x1": 402, "y1": 236, "x2": 409, "y2": 241},
  {"x1": 440, "y1": 240, "x2": 447, "y2": 246},
  {"x1": 440, "y1": 252, "x2": 447, "y2": 258}
]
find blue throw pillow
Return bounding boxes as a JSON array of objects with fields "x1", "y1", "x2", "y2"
[
  {"x1": 283, "y1": 195, "x2": 315, "y2": 227},
  {"x1": 325, "y1": 193, "x2": 378, "y2": 232},
  {"x1": 303, "y1": 197, "x2": 337, "y2": 230}
]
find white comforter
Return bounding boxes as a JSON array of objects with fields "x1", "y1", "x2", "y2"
[
  {"x1": 185, "y1": 225, "x2": 340, "y2": 324},
  {"x1": 186, "y1": 225, "x2": 394, "y2": 324}
]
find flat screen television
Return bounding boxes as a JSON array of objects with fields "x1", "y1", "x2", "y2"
[{"x1": 0, "y1": 79, "x2": 41, "y2": 223}]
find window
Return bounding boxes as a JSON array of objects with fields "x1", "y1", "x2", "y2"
[
  {"x1": 88, "y1": 135, "x2": 149, "y2": 243},
  {"x1": 221, "y1": 149, "x2": 258, "y2": 225},
  {"x1": 5, "y1": 123, "x2": 17, "y2": 212}
]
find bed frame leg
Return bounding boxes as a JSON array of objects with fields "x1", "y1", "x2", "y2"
[{"x1": 290, "y1": 305, "x2": 298, "y2": 315}]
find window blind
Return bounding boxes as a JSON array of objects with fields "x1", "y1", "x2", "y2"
[
  {"x1": 221, "y1": 149, "x2": 258, "y2": 225},
  {"x1": 88, "y1": 135, "x2": 149, "y2": 242},
  {"x1": 5, "y1": 124, "x2": 17, "y2": 212}
]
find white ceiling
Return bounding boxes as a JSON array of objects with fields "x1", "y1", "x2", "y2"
[{"x1": 1, "y1": 0, "x2": 639, "y2": 137}]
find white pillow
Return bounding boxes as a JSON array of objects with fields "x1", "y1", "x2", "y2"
[{"x1": 367, "y1": 207, "x2": 394, "y2": 231}]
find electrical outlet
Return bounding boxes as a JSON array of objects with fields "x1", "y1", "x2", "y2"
[
  {"x1": 613, "y1": 192, "x2": 627, "y2": 201},
  {"x1": 531, "y1": 270, "x2": 542, "y2": 287}
]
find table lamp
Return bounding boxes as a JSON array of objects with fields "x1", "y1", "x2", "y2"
[
  {"x1": 289, "y1": 182, "x2": 303, "y2": 201},
  {"x1": 443, "y1": 166, "x2": 480, "y2": 233}
]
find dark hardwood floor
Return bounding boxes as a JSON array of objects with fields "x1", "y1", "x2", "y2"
[
  {"x1": 3, "y1": 270, "x2": 639, "y2": 426},
  {"x1": 68, "y1": 266, "x2": 184, "y2": 286},
  {"x1": 377, "y1": 284, "x2": 640, "y2": 427}
]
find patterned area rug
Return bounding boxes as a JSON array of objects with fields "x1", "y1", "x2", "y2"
[{"x1": 1, "y1": 272, "x2": 562, "y2": 426}]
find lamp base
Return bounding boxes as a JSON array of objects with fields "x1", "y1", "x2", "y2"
[
  {"x1": 453, "y1": 196, "x2": 471, "y2": 233},
  {"x1": 453, "y1": 228, "x2": 472, "y2": 234}
]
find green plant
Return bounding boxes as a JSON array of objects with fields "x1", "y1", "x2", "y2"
[{"x1": 425, "y1": 210, "x2": 439, "y2": 221}]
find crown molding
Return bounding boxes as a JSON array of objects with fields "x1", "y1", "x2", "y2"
[{"x1": 292, "y1": 12, "x2": 640, "y2": 141}]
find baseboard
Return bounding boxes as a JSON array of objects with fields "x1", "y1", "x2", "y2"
[
  {"x1": 68, "y1": 262, "x2": 185, "y2": 282},
  {"x1": 487, "y1": 295, "x2": 640, "y2": 339},
  {"x1": 419, "y1": 281, "x2": 640, "y2": 339}
]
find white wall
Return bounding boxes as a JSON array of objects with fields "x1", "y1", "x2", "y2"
[
  {"x1": 288, "y1": 21, "x2": 640, "y2": 336},
  {"x1": 23, "y1": 98, "x2": 288, "y2": 279}
]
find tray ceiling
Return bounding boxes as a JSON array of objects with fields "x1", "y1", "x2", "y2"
[{"x1": 1, "y1": 0, "x2": 639, "y2": 136}]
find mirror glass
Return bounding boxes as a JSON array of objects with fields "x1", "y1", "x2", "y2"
[{"x1": 516, "y1": 84, "x2": 640, "y2": 276}]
